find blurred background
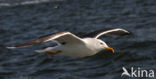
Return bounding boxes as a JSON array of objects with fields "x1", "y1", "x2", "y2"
[{"x1": 0, "y1": 0, "x2": 156, "y2": 79}]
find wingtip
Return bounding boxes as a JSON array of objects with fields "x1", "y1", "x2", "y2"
[
  {"x1": 118, "y1": 28, "x2": 131, "y2": 35},
  {"x1": 124, "y1": 30, "x2": 131, "y2": 35},
  {"x1": 124, "y1": 30, "x2": 130, "y2": 33}
]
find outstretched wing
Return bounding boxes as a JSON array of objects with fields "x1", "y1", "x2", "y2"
[
  {"x1": 7, "y1": 32, "x2": 84, "y2": 48},
  {"x1": 84, "y1": 28, "x2": 130, "y2": 39}
]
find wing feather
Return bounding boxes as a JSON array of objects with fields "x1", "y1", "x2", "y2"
[
  {"x1": 7, "y1": 32, "x2": 84, "y2": 48},
  {"x1": 83, "y1": 28, "x2": 130, "y2": 38}
]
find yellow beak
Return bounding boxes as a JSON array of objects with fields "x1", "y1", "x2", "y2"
[{"x1": 105, "y1": 47, "x2": 114, "y2": 53}]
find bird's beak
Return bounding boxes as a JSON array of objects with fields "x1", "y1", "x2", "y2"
[{"x1": 105, "y1": 47, "x2": 114, "y2": 53}]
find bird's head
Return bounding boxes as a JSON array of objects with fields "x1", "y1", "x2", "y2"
[{"x1": 97, "y1": 39, "x2": 114, "y2": 53}]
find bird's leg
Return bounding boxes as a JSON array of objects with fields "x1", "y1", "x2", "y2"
[{"x1": 45, "y1": 50, "x2": 61, "y2": 55}]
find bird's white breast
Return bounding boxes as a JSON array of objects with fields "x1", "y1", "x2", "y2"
[{"x1": 59, "y1": 39, "x2": 98, "y2": 57}]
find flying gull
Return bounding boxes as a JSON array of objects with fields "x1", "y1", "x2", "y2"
[{"x1": 7, "y1": 28, "x2": 129, "y2": 57}]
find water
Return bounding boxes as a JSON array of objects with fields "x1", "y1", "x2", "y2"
[{"x1": 0, "y1": 0, "x2": 156, "y2": 79}]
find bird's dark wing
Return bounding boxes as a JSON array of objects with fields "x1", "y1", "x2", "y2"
[{"x1": 7, "y1": 32, "x2": 84, "y2": 48}]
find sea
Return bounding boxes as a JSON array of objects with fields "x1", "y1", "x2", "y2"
[{"x1": 0, "y1": 0, "x2": 156, "y2": 79}]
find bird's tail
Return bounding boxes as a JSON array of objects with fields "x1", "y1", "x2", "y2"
[
  {"x1": 35, "y1": 49, "x2": 46, "y2": 53},
  {"x1": 35, "y1": 47, "x2": 54, "y2": 53}
]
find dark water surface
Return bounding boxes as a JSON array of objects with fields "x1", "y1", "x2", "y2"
[{"x1": 0, "y1": 0, "x2": 156, "y2": 79}]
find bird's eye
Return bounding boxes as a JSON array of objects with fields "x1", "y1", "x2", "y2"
[{"x1": 100, "y1": 42, "x2": 103, "y2": 45}]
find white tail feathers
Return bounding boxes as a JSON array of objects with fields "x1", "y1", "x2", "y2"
[
  {"x1": 35, "y1": 50, "x2": 45, "y2": 53},
  {"x1": 6, "y1": 46, "x2": 16, "y2": 49},
  {"x1": 35, "y1": 47, "x2": 55, "y2": 53}
]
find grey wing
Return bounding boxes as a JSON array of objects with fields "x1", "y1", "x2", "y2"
[
  {"x1": 7, "y1": 32, "x2": 84, "y2": 49},
  {"x1": 83, "y1": 28, "x2": 130, "y2": 39}
]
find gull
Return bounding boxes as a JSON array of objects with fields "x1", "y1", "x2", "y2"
[{"x1": 7, "y1": 28, "x2": 129, "y2": 57}]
